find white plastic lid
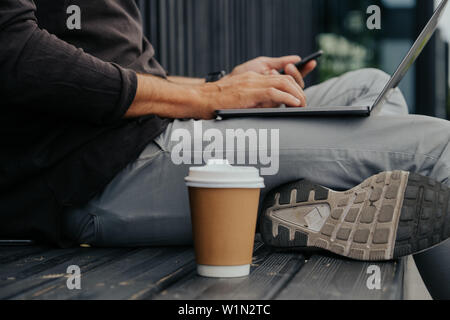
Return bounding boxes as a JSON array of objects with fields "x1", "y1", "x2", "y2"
[{"x1": 185, "y1": 159, "x2": 265, "y2": 189}]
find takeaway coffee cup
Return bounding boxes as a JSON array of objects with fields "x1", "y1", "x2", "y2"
[{"x1": 185, "y1": 160, "x2": 265, "y2": 278}]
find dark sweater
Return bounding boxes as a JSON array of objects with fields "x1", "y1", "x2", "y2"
[{"x1": 0, "y1": 0, "x2": 171, "y2": 245}]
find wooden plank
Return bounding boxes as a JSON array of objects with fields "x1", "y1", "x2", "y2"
[
  {"x1": 276, "y1": 254, "x2": 405, "y2": 300},
  {"x1": 0, "y1": 246, "x2": 49, "y2": 265},
  {"x1": 1, "y1": 246, "x2": 405, "y2": 300},
  {"x1": 155, "y1": 244, "x2": 305, "y2": 300},
  {"x1": 0, "y1": 248, "x2": 83, "y2": 287},
  {"x1": 0, "y1": 248, "x2": 132, "y2": 299},
  {"x1": 14, "y1": 247, "x2": 195, "y2": 300}
]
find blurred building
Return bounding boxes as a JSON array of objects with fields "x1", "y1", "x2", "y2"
[
  {"x1": 315, "y1": 0, "x2": 449, "y2": 118},
  {"x1": 136, "y1": 0, "x2": 318, "y2": 80},
  {"x1": 137, "y1": 0, "x2": 449, "y2": 119}
]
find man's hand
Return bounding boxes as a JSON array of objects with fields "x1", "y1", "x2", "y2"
[
  {"x1": 126, "y1": 71, "x2": 307, "y2": 120},
  {"x1": 126, "y1": 56, "x2": 316, "y2": 121},
  {"x1": 199, "y1": 71, "x2": 307, "y2": 118},
  {"x1": 229, "y1": 55, "x2": 317, "y2": 89}
]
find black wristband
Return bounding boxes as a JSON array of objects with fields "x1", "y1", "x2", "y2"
[{"x1": 206, "y1": 71, "x2": 227, "y2": 83}]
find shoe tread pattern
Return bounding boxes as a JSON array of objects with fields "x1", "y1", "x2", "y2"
[
  {"x1": 261, "y1": 172, "x2": 450, "y2": 261},
  {"x1": 261, "y1": 172, "x2": 409, "y2": 260},
  {"x1": 260, "y1": 180, "x2": 328, "y2": 248}
]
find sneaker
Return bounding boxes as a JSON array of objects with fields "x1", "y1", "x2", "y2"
[{"x1": 260, "y1": 171, "x2": 450, "y2": 261}]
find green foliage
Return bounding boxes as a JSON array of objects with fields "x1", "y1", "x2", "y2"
[
  {"x1": 317, "y1": 34, "x2": 375, "y2": 82},
  {"x1": 315, "y1": 0, "x2": 381, "y2": 82}
]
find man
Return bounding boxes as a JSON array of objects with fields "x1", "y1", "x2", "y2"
[{"x1": 1, "y1": 0, "x2": 449, "y2": 269}]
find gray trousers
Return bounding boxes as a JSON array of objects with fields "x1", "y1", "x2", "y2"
[{"x1": 63, "y1": 69, "x2": 450, "y2": 247}]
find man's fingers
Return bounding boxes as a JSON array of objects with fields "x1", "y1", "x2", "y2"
[
  {"x1": 237, "y1": 71, "x2": 306, "y2": 108},
  {"x1": 262, "y1": 88, "x2": 302, "y2": 108},
  {"x1": 263, "y1": 55, "x2": 301, "y2": 70},
  {"x1": 301, "y1": 60, "x2": 317, "y2": 78},
  {"x1": 284, "y1": 63, "x2": 305, "y2": 89},
  {"x1": 268, "y1": 75, "x2": 305, "y2": 105}
]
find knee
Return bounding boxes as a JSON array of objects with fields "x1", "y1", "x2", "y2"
[
  {"x1": 349, "y1": 68, "x2": 409, "y2": 114},
  {"x1": 340, "y1": 68, "x2": 392, "y2": 93},
  {"x1": 352, "y1": 68, "x2": 391, "y2": 84}
]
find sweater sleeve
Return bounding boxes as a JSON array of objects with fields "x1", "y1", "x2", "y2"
[{"x1": 0, "y1": 0, "x2": 137, "y2": 125}]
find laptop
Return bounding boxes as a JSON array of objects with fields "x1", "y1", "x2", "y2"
[{"x1": 216, "y1": 0, "x2": 449, "y2": 120}]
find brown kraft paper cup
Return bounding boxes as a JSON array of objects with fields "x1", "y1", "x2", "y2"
[
  {"x1": 185, "y1": 160, "x2": 265, "y2": 278},
  {"x1": 189, "y1": 187, "x2": 261, "y2": 267}
]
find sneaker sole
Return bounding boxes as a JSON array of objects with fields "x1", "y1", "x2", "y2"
[{"x1": 260, "y1": 171, "x2": 450, "y2": 261}]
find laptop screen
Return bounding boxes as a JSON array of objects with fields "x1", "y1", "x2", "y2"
[{"x1": 372, "y1": 0, "x2": 449, "y2": 111}]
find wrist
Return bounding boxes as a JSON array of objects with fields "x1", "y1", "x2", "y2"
[
  {"x1": 193, "y1": 83, "x2": 219, "y2": 118},
  {"x1": 168, "y1": 76, "x2": 205, "y2": 86},
  {"x1": 127, "y1": 74, "x2": 216, "y2": 120},
  {"x1": 148, "y1": 80, "x2": 215, "y2": 120}
]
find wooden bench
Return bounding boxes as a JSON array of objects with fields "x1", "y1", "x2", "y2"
[{"x1": 0, "y1": 238, "x2": 405, "y2": 300}]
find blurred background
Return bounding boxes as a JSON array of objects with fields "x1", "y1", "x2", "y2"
[{"x1": 136, "y1": 0, "x2": 450, "y2": 119}]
